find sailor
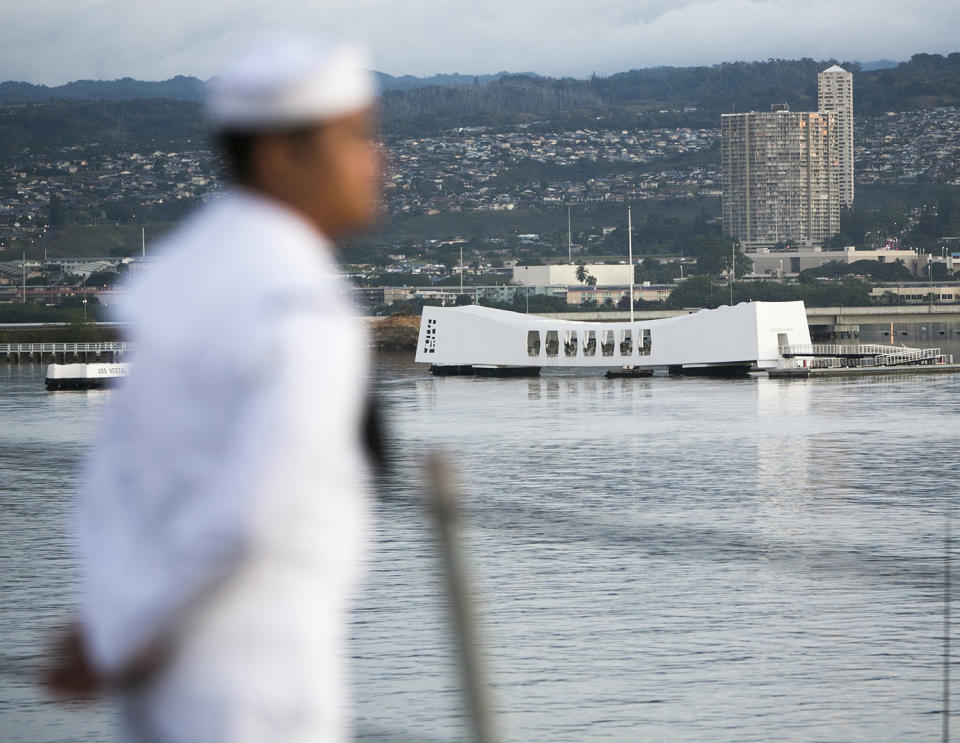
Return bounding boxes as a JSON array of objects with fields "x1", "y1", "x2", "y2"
[{"x1": 44, "y1": 36, "x2": 381, "y2": 743}]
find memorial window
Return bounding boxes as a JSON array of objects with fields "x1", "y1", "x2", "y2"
[
  {"x1": 527, "y1": 330, "x2": 541, "y2": 357},
  {"x1": 601, "y1": 330, "x2": 615, "y2": 357},
  {"x1": 423, "y1": 318, "x2": 438, "y2": 354},
  {"x1": 564, "y1": 331, "x2": 578, "y2": 357},
  {"x1": 639, "y1": 328, "x2": 652, "y2": 356},
  {"x1": 584, "y1": 330, "x2": 597, "y2": 357},
  {"x1": 545, "y1": 331, "x2": 559, "y2": 358}
]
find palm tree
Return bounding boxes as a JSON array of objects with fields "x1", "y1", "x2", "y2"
[{"x1": 575, "y1": 263, "x2": 588, "y2": 284}]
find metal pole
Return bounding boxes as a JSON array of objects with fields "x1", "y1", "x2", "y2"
[
  {"x1": 21, "y1": 251, "x2": 26, "y2": 303},
  {"x1": 460, "y1": 246, "x2": 464, "y2": 297},
  {"x1": 567, "y1": 206, "x2": 572, "y2": 262},
  {"x1": 426, "y1": 455, "x2": 498, "y2": 743},
  {"x1": 628, "y1": 206, "x2": 634, "y2": 323},
  {"x1": 944, "y1": 504, "x2": 952, "y2": 743},
  {"x1": 730, "y1": 243, "x2": 735, "y2": 306}
]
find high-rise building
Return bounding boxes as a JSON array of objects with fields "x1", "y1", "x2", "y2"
[
  {"x1": 818, "y1": 64, "x2": 854, "y2": 208},
  {"x1": 721, "y1": 106, "x2": 838, "y2": 250},
  {"x1": 721, "y1": 66, "x2": 853, "y2": 250}
]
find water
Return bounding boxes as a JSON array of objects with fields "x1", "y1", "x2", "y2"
[{"x1": 2, "y1": 349, "x2": 958, "y2": 742}]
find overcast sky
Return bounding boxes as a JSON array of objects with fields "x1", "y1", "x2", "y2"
[{"x1": 1, "y1": 0, "x2": 957, "y2": 85}]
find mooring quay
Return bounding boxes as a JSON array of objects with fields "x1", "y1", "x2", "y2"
[
  {"x1": 770, "y1": 342, "x2": 955, "y2": 378},
  {"x1": 0, "y1": 342, "x2": 130, "y2": 363}
]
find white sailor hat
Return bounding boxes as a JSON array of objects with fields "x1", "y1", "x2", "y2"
[{"x1": 206, "y1": 35, "x2": 377, "y2": 132}]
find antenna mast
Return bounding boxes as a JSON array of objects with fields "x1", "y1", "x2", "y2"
[
  {"x1": 730, "y1": 243, "x2": 735, "y2": 306},
  {"x1": 628, "y1": 206, "x2": 634, "y2": 323}
]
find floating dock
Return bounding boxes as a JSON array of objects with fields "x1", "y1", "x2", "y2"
[
  {"x1": 770, "y1": 364, "x2": 960, "y2": 378},
  {"x1": 770, "y1": 343, "x2": 955, "y2": 378}
]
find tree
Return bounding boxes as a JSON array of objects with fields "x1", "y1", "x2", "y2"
[
  {"x1": 694, "y1": 236, "x2": 752, "y2": 278},
  {"x1": 48, "y1": 193, "x2": 64, "y2": 228},
  {"x1": 839, "y1": 206, "x2": 866, "y2": 246},
  {"x1": 667, "y1": 276, "x2": 716, "y2": 309},
  {"x1": 575, "y1": 263, "x2": 588, "y2": 283},
  {"x1": 931, "y1": 262, "x2": 952, "y2": 281},
  {"x1": 937, "y1": 192, "x2": 956, "y2": 235},
  {"x1": 636, "y1": 256, "x2": 674, "y2": 284},
  {"x1": 84, "y1": 270, "x2": 121, "y2": 288},
  {"x1": 585, "y1": 275, "x2": 597, "y2": 286}
]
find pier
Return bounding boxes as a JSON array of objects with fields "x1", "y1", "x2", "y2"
[
  {"x1": 769, "y1": 364, "x2": 960, "y2": 379},
  {"x1": 0, "y1": 342, "x2": 130, "y2": 363},
  {"x1": 779, "y1": 343, "x2": 947, "y2": 365},
  {"x1": 770, "y1": 342, "x2": 955, "y2": 378}
]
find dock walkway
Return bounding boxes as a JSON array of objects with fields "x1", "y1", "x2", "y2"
[
  {"x1": 769, "y1": 363, "x2": 960, "y2": 379},
  {"x1": 0, "y1": 342, "x2": 130, "y2": 362}
]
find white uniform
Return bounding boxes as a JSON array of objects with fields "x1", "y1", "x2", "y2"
[{"x1": 76, "y1": 189, "x2": 370, "y2": 742}]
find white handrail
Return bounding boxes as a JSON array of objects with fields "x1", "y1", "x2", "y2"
[{"x1": 0, "y1": 342, "x2": 131, "y2": 353}]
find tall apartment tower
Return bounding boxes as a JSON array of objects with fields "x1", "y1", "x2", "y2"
[
  {"x1": 721, "y1": 106, "x2": 839, "y2": 250},
  {"x1": 818, "y1": 64, "x2": 854, "y2": 208},
  {"x1": 721, "y1": 65, "x2": 853, "y2": 250}
]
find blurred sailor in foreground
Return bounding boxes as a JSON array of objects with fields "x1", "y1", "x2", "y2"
[{"x1": 44, "y1": 36, "x2": 381, "y2": 742}]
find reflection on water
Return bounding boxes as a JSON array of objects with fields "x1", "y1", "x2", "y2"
[
  {"x1": 1, "y1": 357, "x2": 958, "y2": 742},
  {"x1": 361, "y1": 356, "x2": 957, "y2": 742},
  {"x1": 754, "y1": 377, "x2": 812, "y2": 515}
]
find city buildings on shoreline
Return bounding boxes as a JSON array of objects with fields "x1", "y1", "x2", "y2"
[
  {"x1": 819, "y1": 65, "x2": 855, "y2": 209},
  {"x1": 721, "y1": 66, "x2": 853, "y2": 251},
  {"x1": 1, "y1": 103, "x2": 956, "y2": 260}
]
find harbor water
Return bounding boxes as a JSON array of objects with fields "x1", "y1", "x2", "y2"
[{"x1": 1, "y1": 340, "x2": 958, "y2": 741}]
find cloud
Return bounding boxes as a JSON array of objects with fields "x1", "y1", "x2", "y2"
[{"x1": 0, "y1": 0, "x2": 957, "y2": 84}]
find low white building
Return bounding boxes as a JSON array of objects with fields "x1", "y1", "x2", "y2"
[
  {"x1": 747, "y1": 246, "x2": 938, "y2": 277},
  {"x1": 513, "y1": 263, "x2": 633, "y2": 287}
]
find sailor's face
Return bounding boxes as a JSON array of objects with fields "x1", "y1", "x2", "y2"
[{"x1": 296, "y1": 108, "x2": 382, "y2": 236}]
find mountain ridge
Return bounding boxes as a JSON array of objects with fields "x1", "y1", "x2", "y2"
[
  {"x1": 1, "y1": 53, "x2": 952, "y2": 105},
  {"x1": 1, "y1": 53, "x2": 957, "y2": 151},
  {"x1": 0, "y1": 70, "x2": 542, "y2": 103}
]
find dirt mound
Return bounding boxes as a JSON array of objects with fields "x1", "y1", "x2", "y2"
[{"x1": 370, "y1": 313, "x2": 421, "y2": 352}]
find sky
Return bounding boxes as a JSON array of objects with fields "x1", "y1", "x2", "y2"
[{"x1": 1, "y1": 0, "x2": 957, "y2": 85}]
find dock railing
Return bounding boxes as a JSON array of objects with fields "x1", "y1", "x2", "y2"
[
  {"x1": 779, "y1": 343, "x2": 949, "y2": 370},
  {"x1": 0, "y1": 342, "x2": 130, "y2": 361},
  {"x1": 780, "y1": 343, "x2": 902, "y2": 358}
]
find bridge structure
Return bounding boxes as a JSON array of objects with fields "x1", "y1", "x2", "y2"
[
  {"x1": 539, "y1": 305, "x2": 960, "y2": 325},
  {"x1": 803, "y1": 305, "x2": 960, "y2": 327}
]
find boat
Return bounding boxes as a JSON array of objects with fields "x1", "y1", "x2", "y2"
[
  {"x1": 416, "y1": 301, "x2": 811, "y2": 376},
  {"x1": 45, "y1": 362, "x2": 130, "y2": 390}
]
